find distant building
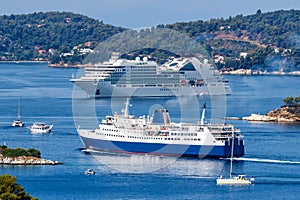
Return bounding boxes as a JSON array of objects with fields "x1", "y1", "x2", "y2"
[
  {"x1": 79, "y1": 48, "x2": 94, "y2": 55},
  {"x1": 38, "y1": 50, "x2": 47, "y2": 55},
  {"x1": 48, "y1": 48, "x2": 56, "y2": 55},
  {"x1": 240, "y1": 52, "x2": 248, "y2": 58},
  {"x1": 213, "y1": 54, "x2": 225, "y2": 64},
  {"x1": 85, "y1": 42, "x2": 92, "y2": 47},
  {"x1": 65, "y1": 18, "x2": 71, "y2": 23},
  {"x1": 219, "y1": 26, "x2": 231, "y2": 31}
]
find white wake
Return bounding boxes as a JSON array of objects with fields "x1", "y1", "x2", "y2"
[{"x1": 232, "y1": 157, "x2": 300, "y2": 164}]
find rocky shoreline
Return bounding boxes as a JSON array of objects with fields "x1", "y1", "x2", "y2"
[
  {"x1": 243, "y1": 106, "x2": 300, "y2": 123},
  {"x1": 266, "y1": 106, "x2": 300, "y2": 122},
  {"x1": 0, "y1": 155, "x2": 62, "y2": 165}
]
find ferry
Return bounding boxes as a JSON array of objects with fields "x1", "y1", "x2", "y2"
[
  {"x1": 71, "y1": 54, "x2": 231, "y2": 98},
  {"x1": 77, "y1": 99, "x2": 245, "y2": 158}
]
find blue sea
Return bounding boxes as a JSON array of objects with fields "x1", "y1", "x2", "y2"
[{"x1": 0, "y1": 63, "x2": 300, "y2": 200}]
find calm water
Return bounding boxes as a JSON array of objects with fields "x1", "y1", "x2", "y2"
[{"x1": 0, "y1": 63, "x2": 300, "y2": 200}]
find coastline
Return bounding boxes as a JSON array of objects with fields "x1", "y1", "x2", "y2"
[
  {"x1": 221, "y1": 69, "x2": 300, "y2": 76},
  {"x1": 0, "y1": 60, "x2": 49, "y2": 64},
  {"x1": 1, "y1": 61, "x2": 299, "y2": 75},
  {"x1": 243, "y1": 106, "x2": 300, "y2": 123},
  {"x1": 0, "y1": 155, "x2": 62, "y2": 165}
]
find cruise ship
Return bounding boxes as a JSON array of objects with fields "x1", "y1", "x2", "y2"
[
  {"x1": 77, "y1": 99, "x2": 245, "y2": 158},
  {"x1": 71, "y1": 55, "x2": 231, "y2": 98}
]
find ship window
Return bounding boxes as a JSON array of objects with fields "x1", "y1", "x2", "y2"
[{"x1": 179, "y1": 63, "x2": 196, "y2": 71}]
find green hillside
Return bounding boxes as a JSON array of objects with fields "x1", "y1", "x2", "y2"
[
  {"x1": 162, "y1": 9, "x2": 299, "y2": 71},
  {"x1": 0, "y1": 10, "x2": 298, "y2": 70},
  {"x1": 0, "y1": 11, "x2": 125, "y2": 62}
]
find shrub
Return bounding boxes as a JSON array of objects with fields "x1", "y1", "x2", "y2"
[{"x1": 0, "y1": 174, "x2": 37, "y2": 200}]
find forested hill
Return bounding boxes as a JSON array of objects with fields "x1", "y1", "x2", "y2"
[
  {"x1": 161, "y1": 9, "x2": 299, "y2": 71},
  {"x1": 0, "y1": 10, "x2": 299, "y2": 71},
  {"x1": 0, "y1": 12, "x2": 125, "y2": 61}
]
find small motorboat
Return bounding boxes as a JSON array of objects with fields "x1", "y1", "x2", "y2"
[
  {"x1": 29, "y1": 123, "x2": 53, "y2": 134},
  {"x1": 85, "y1": 169, "x2": 96, "y2": 175}
]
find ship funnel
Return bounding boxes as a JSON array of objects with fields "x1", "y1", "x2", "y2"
[
  {"x1": 200, "y1": 103, "x2": 206, "y2": 125},
  {"x1": 122, "y1": 98, "x2": 130, "y2": 117},
  {"x1": 151, "y1": 109, "x2": 171, "y2": 125}
]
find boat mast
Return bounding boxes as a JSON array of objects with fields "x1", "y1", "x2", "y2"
[
  {"x1": 17, "y1": 99, "x2": 21, "y2": 120},
  {"x1": 229, "y1": 126, "x2": 235, "y2": 178}
]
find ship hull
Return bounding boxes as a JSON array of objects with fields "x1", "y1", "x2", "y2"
[
  {"x1": 79, "y1": 135, "x2": 244, "y2": 158},
  {"x1": 72, "y1": 80, "x2": 231, "y2": 98}
]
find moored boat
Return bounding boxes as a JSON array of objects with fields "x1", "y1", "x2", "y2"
[
  {"x1": 11, "y1": 100, "x2": 24, "y2": 127},
  {"x1": 12, "y1": 119, "x2": 25, "y2": 127},
  {"x1": 216, "y1": 131, "x2": 254, "y2": 185},
  {"x1": 216, "y1": 174, "x2": 254, "y2": 185},
  {"x1": 85, "y1": 169, "x2": 96, "y2": 175},
  {"x1": 29, "y1": 123, "x2": 53, "y2": 134},
  {"x1": 77, "y1": 99, "x2": 245, "y2": 158}
]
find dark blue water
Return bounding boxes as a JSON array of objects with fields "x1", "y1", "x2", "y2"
[{"x1": 1, "y1": 63, "x2": 300, "y2": 199}]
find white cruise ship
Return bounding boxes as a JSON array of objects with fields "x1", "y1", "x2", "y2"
[{"x1": 71, "y1": 55, "x2": 231, "y2": 98}]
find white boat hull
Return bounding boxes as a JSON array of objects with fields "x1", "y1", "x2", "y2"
[
  {"x1": 72, "y1": 80, "x2": 231, "y2": 98},
  {"x1": 30, "y1": 124, "x2": 53, "y2": 134},
  {"x1": 216, "y1": 177, "x2": 252, "y2": 185},
  {"x1": 12, "y1": 120, "x2": 24, "y2": 127}
]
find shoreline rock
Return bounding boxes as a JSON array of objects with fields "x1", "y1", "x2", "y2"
[
  {"x1": 266, "y1": 106, "x2": 300, "y2": 122},
  {"x1": 0, "y1": 155, "x2": 62, "y2": 165},
  {"x1": 242, "y1": 113, "x2": 276, "y2": 122},
  {"x1": 243, "y1": 106, "x2": 300, "y2": 123}
]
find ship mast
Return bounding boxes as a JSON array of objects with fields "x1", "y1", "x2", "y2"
[
  {"x1": 17, "y1": 99, "x2": 21, "y2": 120},
  {"x1": 229, "y1": 126, "x2": 235, "y2": 178}
]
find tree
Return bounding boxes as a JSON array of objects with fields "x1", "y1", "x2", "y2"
[
  {"x1": 294, "y1": 96, "x2": 300, "y2": 105},
  {"x1": 256, "y1": 9, "x2": 262, "y2": 15},
  {"x1": 283, "y1": 96, "x2": 294, "y2": 106},
  {"x1": 0, "y1": 174, "x2": 37, "y2": 200},
  {"x1": 27, "y1": 148, "x2": 41, "y2": 158}
]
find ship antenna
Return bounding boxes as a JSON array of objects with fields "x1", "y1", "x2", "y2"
[{"x1": 200, "y1": 103, "x2": 206, "y2": 125}]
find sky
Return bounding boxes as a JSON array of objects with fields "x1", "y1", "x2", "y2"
[{"x1": 1, "y1": 0, "x2": 299, "y2": 28}]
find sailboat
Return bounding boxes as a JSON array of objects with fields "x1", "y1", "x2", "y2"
[
  {"x1": 216, "y1": 127, "x2": 254, "y2": 185},
  {"x1": 11, "y1": 100, "x2": 25, "y2": 127}
]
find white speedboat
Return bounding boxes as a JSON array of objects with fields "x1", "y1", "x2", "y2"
[
  {"x1": 85, "y1": 169, "x2": 96, "y2": 175},
  {"x1": 12, "y1": 100, "x2": 24, "y2": 127},
  {"x1": 29, "y1": 123, "x2": 53, "y2": 134}
]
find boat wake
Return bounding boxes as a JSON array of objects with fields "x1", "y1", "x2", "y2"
[{"x1": 232, "y1": 157, "x2": 300, "y2": 165}]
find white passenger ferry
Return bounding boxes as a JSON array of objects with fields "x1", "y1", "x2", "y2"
[{"x1": 77, "y1": 99, "x2": 244, "y2": 158}]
